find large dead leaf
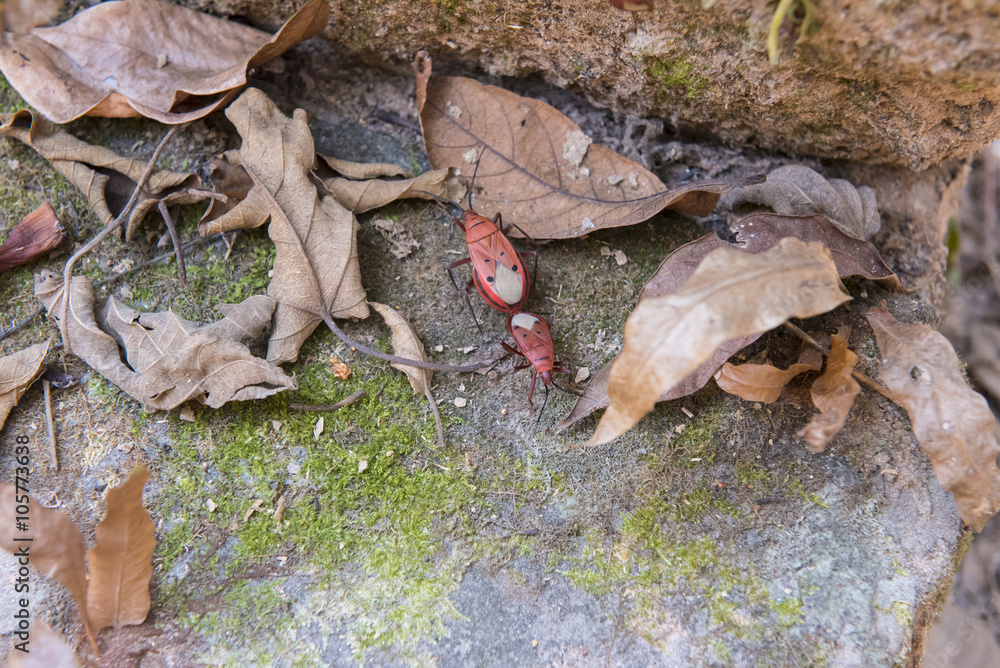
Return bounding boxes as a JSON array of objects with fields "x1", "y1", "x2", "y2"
[
  {"x1": 729, "y1": 165, "x2": 881, "y2": 240},
  {"x1": 0, "y1": 202, "x2": 65, "y2": 272},
  {"x1": 559, "y1": 213, "x2": 897, "y2": 429},
  {"x1": 315, "y1": 164, "x2": 461, "y2": 214},
  {"x1": 0, "y1": 0, "x2": 329, "y2": 123},
  {"x1": 35, "y1": 271, "x2": 294, "y2": 410},
  {"x1": 798, "y1": 328, "x2": 861, "y2": 452},
  {"x1": 0, "y1": 339, "x2": 49, "y2": 430},
  {"x1": 588, "y1": 238, "x2": 850, "y2": 445},
  {"x1": 0, "y1": 484, "x2": 95, "y2": 646},
  {"x1": 87, "y1": 466, "x2": 156, "y2": 630},
  {"x1": 715, "y1": 348, "x2": 823, "y2": 403},
  {"x1": 224, "y1": 88, "x2": 369, "y2": 363},
  {"x1": 8, "y1": 621, "x2": 80, "y2": 668},
  {"x1": 0, "y1": 110, "x2": 202, "y2": 241},
  {"x1": 865, "y1": 307, "x2": 1000, "y2": 532},
  {"x1": 415, "y1": 51, "x2": 758, "y2": 239}
]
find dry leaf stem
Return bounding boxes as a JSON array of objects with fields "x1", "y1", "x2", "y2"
[
  {"x1": 289, "y1": 389, "x2": 366, "y2": 412},
  {"x1": 158, "y1": 199, "x2": 186, "y2": 286},
  {"x1": 782, "y1": 321, "x2": 895, "y2": 401},
  {"x1": 243, "y1": 164, "x2": 486, "y2": 374},
  {"x1": 42, "y1": 379, "x2": 57, "y2": 471},
  {"x1": 60, "y1": 125, "x2": 181, "y2": 351},
  {"x1": 424, "y1": 386, "x2": 445, "y2": 448}
]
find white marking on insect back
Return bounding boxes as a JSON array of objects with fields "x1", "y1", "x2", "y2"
[
  {"x1": 492, "y1": 264, "x2": 524, "y2": 305},
  {"x1": 511, "y1": 313, "x2": 539, "y2": 330}
]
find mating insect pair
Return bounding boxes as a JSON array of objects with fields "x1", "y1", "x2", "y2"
[{"x1": 423, "y1": 166, "x2": 572, "y2": 412}]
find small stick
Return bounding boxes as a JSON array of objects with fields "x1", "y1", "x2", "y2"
[
  {"x1": 95, "y1": 234, "x2": 219, "y2": 289},
  {"x1": 0, "y1": 307, "x2": 44, "y2": 343},
  {"x1": 290, "y1": 389, "x2": 366, "y2": 412},
  {"x1": 60, "y1": 125, "x2": 182, "y2": 351},
  {"x1": 424, "y1": 386, "x2": 445, "y2": 448},
  {"x1": 158, "y1": 199, "x2": 187, "y2": 286},
  {"x1": 42, "y1": 379, "x2": 58, "y2": 471},
  {"x1": 782, "y1": 321, "x2": 896, "y2": 402}
]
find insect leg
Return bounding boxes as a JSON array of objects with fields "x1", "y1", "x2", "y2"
[{"x1": 447, "y1": 260, "x2": 483, "y2": 334}]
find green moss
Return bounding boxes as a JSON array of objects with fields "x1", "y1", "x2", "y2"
[
  {"x1": 671, "y1": 404, "x2": 723, "y2": 467},
  {"x1": 645, "y1": 58, "x2": 710, "y2": 99},
  {"x1": 735, "y1": 457, "x2": 773, "y2": 490},
  {"x1": 769, "y1": 596, "x2": 805, "y2": 628}
]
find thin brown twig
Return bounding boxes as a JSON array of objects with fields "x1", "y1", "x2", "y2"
[
  {"x1": 94, "y1": 234, "x2": 219, "y2": 289},
  {"x1": 0, "y1": 306, "x2": 44, "y2": 342},
  {"x1": 289, "y1": 389, "x2": 367, "y2": 412},
  {"x1": 158, "y1": 199, "x2": 187, "y2": 286},
  {"x1": 42, "y1": 379, "x2": 58, "y2": 471},
  {"x1": 424, "y1": 385, "x2": 445, "y2": 447},
  {"x1": 59, "y1": 125, "x2": 183, "y2": 352},
  {"x1": 782, "y1": 321, "x2": 897, "y2": 402}
]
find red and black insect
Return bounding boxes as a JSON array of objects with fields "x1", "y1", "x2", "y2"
[
  {"x1": 447, "y1": 207, "x2": 531, "y2": 315},
  {"x1": 502, "y1": 312, "x2": 571, "y2": 408}
]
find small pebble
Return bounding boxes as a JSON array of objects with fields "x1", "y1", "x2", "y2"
[
  {"x1": 613, "y1": 250, "x2": 628, "y2": 266},
  {"x1": 206, "y1": 499, "x2": 217, "y2": 512},
  {"x1": 434, "y1": 345, "x2": 444, "y2": 352},
  {"x1": 454, "y1": 397, "x2": 468, "y2": 408},
  {"x1": 574, "y1": 367, "x2": 590, "y2": 383},
  {"x1": 358, "y1": 460, "x2": 369, "y2": 474}
]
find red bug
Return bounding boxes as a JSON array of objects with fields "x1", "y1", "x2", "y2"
[
  {"x1": 447, "y1": 207, "x2": 531, "y2": 315},
  {"x1": 502, "y1": 312, "x2": 571, "y2": 407}
]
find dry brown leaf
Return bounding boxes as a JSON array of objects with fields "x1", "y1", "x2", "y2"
[
  {"x1": 0, "y1": 0, "x2": 329, "y2": 123},
  {"x1": 0, "y1": 202, "x2": 65, "y2": 272},
  {"x1": 329, "y1": 356, "x2": 351, "y2": 380},
  {"x1": 0, "y1": 0, "x2": 62, "y2": 35},
  {"x1": 588, "y1": 238, "x2": 849, "y2": 445},
  {"x1": 319, "y1": 168, "x2": 461, "y2": 214},
  {"x1": 715, "y1": 348, "x2": 823, "y2": 403},
  {"x1": 224, "y1": 88, "x2": 369, "y2": 363},
  {"x1": 0, "y1": 339, "x2": 49, "y2": 430},
  {"x1": 0, "y1": 110, "x2": 202, "y2": 241},
  {"x1": 35, "y1": 271, "x2": 295, "y2": 410},
  {"x1": 559, "y1": 213, "x2": 902, "y2": 429},
  {"x1": 373, "y1": 218, "x2": 421, "y2": 259},
  {"x1": 316, "y1": 154, "x2": 412, "y2": 180},
  {"x1": 8, "y1": 621, "x2": 80, "y2": 667},
  {"x1": 370, "y1": 302, "x2": 431, "y2": 394},
  {"x1": 866, "y1": 307, "x2": 1000, "y2": 532},
  {"x1": 198, "y1": 152, "x2": 257, "y2": 234},
  {"x1": 798, "y1": 328, "x2": 861, "y2": 452},
  {"x1": 0, "y1": 484, "x2": 95, "y2": 647},
  {"x1": 414, "y1": 50, "x2": 758, "y2": 239},
  {"x1": 729, "y1": 165, "x2": 880, "y2": 240},
  {"x1": 86, "y1": 466, "x2": 156, "y2": 630}
]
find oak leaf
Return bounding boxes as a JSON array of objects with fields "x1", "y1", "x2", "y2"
[
  {"x1": 415, "y1": 51, "x2": 759, "y2": 239},
  {"x1": 87, "y1": 466, "x2": 156, "y2": 630},
  {"x1": 588, "y1": 238, "x2": 849, "y2": 445},
  {"x1": 559, "y1": 213, "x2": 901, "y2": 429},
  {"x1": 0, "y1": 0, "x2": 329, "y2": 123},
  {"x1": 0, "y1": 484, "x2": 95, "y2": 648},
  {"x1": 865, "y1": 307, "x2": 1000, "y2": 532},
  {"x1": 223, "y1": 88, "x2": 369, "y2": 363},
  {"x1": 729, "y1": 165, "x2": 881, "y2": 240},
  {"x1": 35, "y1": 271, "x2": 295, "y2": 410},
  {"x1": 715, "y1": 348, "x2": 823, "y2": 403},
  {"x1": 798, "y1": 328, "x2": 861, "y2": 452},
  {"x1": 0, "y1": 339, "x2": 49, "y2": 430},
  {"x1": 0, "y1": 202, "x2": 65, "y2": 272},
  {"x1": 0, "y1": 110, "x2": 202, "y2": 241}
]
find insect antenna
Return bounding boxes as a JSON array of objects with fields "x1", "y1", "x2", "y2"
[
  {"x1": 468, "y1": 148, "x2": 484, "y2": 211},
  {"x1": 532, "y1": 384, "x2": 550, "y2": 434},
  {"x1": 415, "y1": 191, "x2": 464, "y2": 220}
]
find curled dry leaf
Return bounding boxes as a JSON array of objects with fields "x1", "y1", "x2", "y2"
[
  {"x1": 370, "y1": 302, "x2": 445, "y2": 447},
  {"x1": 0, "y1": 202, "x2": 65, "y2": 272},
  {"x1": 7, "y1": 621, "x2": 80, "y2": 668},
  {"x1": 0, "y1": 111, "x2": 202, "y2": 241},
  {"x1": 0, "y1": 338, "x2": 49, "y2": 430},
  {"x1": 87, "y1": 466, "x2": 156, "y2": 630},
  {"x1": 866, "y1": 307, "x2": 1000, "y2": 532},
  {"x1": 35, "y1": 271, "x2": 295, "y2": 410},
  {"x1": 415, "y1": 51, "x2": 760, "y2": 239},
  {"x1": 588, "y1": 238, "x2": 849, "y2": 445},
  {"x1": 373, "y1": 217, "x2": 421, "y2": 259},
  {"x1": 559, "y1": 213, "x2": 902, "y2": 429},
  {"x1": 729, "y1": 165, "x2": 881, "y2": 240},
  {"x1": 0, "y1": 0, "x2": 329, "y2": 123},
  {"x1": 798, "y1": 328, "x2": 861, "y2": 452},
  {"x1": 0, "y1": 484, "x2": 95, "y2": 648},
  {"x1": 715, "y1": 348, "x2": 823, "y2": 403},
  {"x1": 222, "y1": 89, "x2": 369, "y2": 363}
]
